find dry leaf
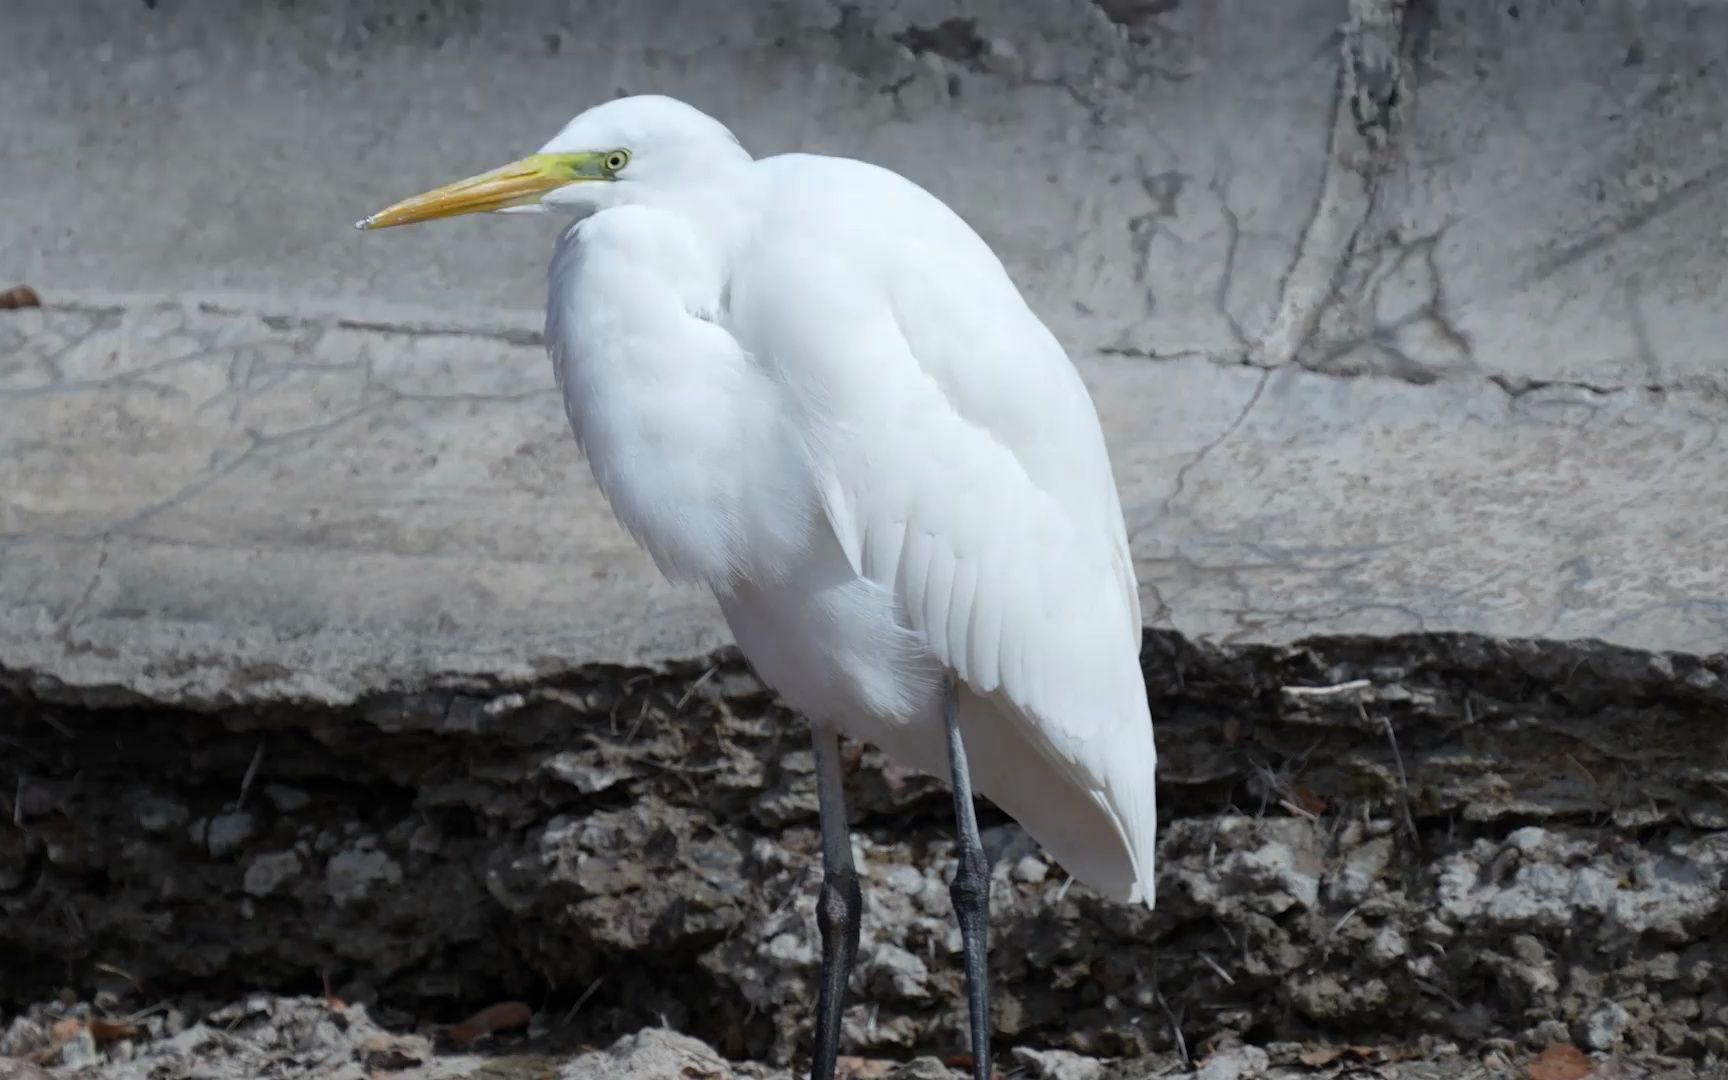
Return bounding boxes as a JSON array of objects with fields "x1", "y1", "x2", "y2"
[
  {"x1": 88, "y1": 1017, "x2": 142, "y2": 1042},
  {"x1": 836, "y1": 1057, "x2": 896, "y2": 1079},
  {"x1": 1529, "y1": 1044, "x2": 1594, "y2": 1080},
  {"x1": 1291, "y1": 785, "x2": 1329, "y2": 815},
  {"x1": 446, "y1": 1000, "x2": 533, "y2": 1046},
  {"x1": 1298, "y1": 1046, "x2": 1342, "y2": 1067}
]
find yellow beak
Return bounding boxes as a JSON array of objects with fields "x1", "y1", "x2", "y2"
[{"x1": 354, "y1": 153, "x2": 594, "y2": 230}]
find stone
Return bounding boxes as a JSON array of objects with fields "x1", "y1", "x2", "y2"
[
  {"x1": 1581, "y1": 1000, "x2": 1633, "y2": 1051},
  {"x1": 1011, "y1": 1045, "x2": 1106, "y2": 1079},
  {"x1": 262, "y1": 785, "x2": 312, "y2": 813},
  {"x1": 243, "y1": 852, "x2": 303, "y2": 898},
  {"x1": 555, "y1": 1028, "x2": 737, "y2": 1079},
  {"x1": 206, "y1": 813, "x2": 255, "y2": 859},
  {"x1": 324, "y1": 848, "x2": 403, "y2": 907},
  {"x1": 865, "y1": 943, "x2": 932, "y2": 1003},
  {"x1": 133, "y1": 797, "x2": 188, "y2": 836},
  {"x1": 1194, "y1": 1044, "x2": 1269, "y2": 1080}
]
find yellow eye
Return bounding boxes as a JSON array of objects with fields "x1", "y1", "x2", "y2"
[{"x1": 604, "y1": 150, "x2": 630, "y2": 173}]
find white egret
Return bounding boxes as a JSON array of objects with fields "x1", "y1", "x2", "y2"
[{"x1": 358, "y1": 94, "x2": 1158, "y2": 1080}]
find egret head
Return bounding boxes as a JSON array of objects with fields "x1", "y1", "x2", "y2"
[{"x1": 355, "y1": 95, "x2": 750, "y2": 231}]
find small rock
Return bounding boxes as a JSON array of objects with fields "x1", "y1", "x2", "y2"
[
  {"x1": 1012, "y1": 1045, "x2": 1106, "y2": 1080},
  {"x1": 1195, "y1": 1043, "x2": 1269, "y2": 1080},
  {"x1": 207, "y1": 811, "x2": 255, "y2": 858},
  {"x1": 1580, "y1": 999, "x2": 1631, "y2": 1050},
  {"x1": 57, "y1": 1027, "x2": 100, "y2": 1069},
  {"x1": 0, "y1": 1015, "x2": 48, "y2": 1057},
  {"x1": 765, "y1": 931, "x2": 813, "y2": 966},
  {"x1": 865, "y1": 943, "x2": 931, "y2": 1002},
  {"x1": 885, "y1": 1058, "x2": 957, "y2": 1080},
  {"x1": 555, "y1": 1027, "x2": 735, "y2": 1079},
  {"x1": 263, "y1": 784, "x2": 312, "y2": 813},
  {"x1": 880, "y1": 865, "x2": 924, "y2": 894},
  {"x1": 1012, "y1": 854, "x2": 1050, "y2": 884},
  {"x1": 1328, "y1": 836, "x2": 1392, "y2": 905},
  {"x1": 134, "y1": 796, "x2": 189, "y2": 835},
  {"x1": 326, "y1": 847, "x2": 403, "y2": 906},
  {"x1": 483, "y1": 692, "x2": 527, "y2": 715},
  {"x1": 1368, "y1": 924, "x2": 1408, "y2": 964},
  {"x1": 243, "y1": 850, "x2": 303, "y2": 897},
  {"x1": 543, "y1": 750, "x2": 638, "y2": 794},
  {"x1": 409, "y1": 822, "x2": 443, "y2": 855},
  {"x1": 0, "y1": 1058, "x2": 56, "y2": 1080},
  {"x1": 1527, "y1": 1019, "x2": 1571, "y2": 1047}
]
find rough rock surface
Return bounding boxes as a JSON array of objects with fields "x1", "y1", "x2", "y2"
[
  {"x1": 4, "y1": 634, "x2": 1726, "y2": 1067},
  {"x1": 0, "y1": 1001, "x2": 1712, "y2": 1080}
]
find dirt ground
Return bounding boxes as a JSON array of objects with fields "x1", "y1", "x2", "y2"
[{"x1": 0, "y1": 992, "x2": 1716, "y2": 1080}]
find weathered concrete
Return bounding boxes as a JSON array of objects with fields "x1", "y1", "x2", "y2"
[
  {"x1": 3, "y1": 300, "x2": 1726, "y2": 708},
  {"x1": 7, "y1": 0, "x2": 1726, "y2": 389},
  {"x1": 4, "y1": 0, "x2": 1727, "y2": 706}
]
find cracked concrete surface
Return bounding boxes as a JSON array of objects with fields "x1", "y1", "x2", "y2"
[
  {"x1": 3, "y1": 300, "x2": 1724, "y2": 706},
  {"x1": 5, "y1": 0, "x2": 1725, "y2": 704},
  {"x1": 2, "y1": 0, "x2": 1727, "y2": 1073}
]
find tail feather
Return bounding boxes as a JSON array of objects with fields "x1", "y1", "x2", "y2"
[{"x1": 960, "y1": 688, "x2": 1158, "y2": 906}]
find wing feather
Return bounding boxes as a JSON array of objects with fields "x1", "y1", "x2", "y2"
[{"x1": 733, "y1": 157, "x2": 1159, "y2": 902}]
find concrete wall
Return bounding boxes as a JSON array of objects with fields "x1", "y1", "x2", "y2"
[{"x1": 3, "y1": 0, "x2": 1726, "y2": 698}]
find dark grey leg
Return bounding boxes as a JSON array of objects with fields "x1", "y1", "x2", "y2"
[
  {"x1": 943, "y1": 680, "x2": 992, "y2": 1080},
  {"x1": 810, "y1": 723, "x2": 862, "y2": 1080}
]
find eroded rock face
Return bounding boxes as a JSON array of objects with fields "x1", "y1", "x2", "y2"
[{"x1": 3, "y1": 634, "x2": 1724, "y2": 1064}]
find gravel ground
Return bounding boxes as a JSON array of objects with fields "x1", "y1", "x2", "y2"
[{"x1": 1, "y1": 993, "x2": 1715, "y2": 1080}]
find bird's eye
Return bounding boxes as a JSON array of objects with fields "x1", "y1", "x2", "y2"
[{"x1": 603, "y1": 150, "x2": 630, "y2": 173}]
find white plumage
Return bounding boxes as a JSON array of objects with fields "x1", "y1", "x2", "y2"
[
  {"x1": 539, "y1": 99, "x2": 1157, "y2": 906},
  {"x1": 357, "y1": 94, "x2": 1159, "y2": 1076}
]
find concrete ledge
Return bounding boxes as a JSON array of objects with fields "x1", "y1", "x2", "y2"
[{"x1": 3, "y1": 299, "x2": 1725, "y2": 706}]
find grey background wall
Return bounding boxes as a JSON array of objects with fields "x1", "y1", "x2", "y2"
[{"x1": 5, "y1": 0, "x2": 1727, "y2": 705}]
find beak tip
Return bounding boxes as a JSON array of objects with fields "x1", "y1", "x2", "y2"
[{"x1": 353, "y1": 216, "x2": 374, "y2": 231}]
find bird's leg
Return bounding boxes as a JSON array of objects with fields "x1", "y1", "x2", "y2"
[
  {"x1": 810, "y1": 722, "x2": 862, "y2": 1080},
  {"x1": 943, "y1": 679, "x2": 992, "y2": 1080}
]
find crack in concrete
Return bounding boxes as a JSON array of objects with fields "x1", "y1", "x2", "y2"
[
  {"x1": 1531, "y1": 160, "x2": 1728, "y2": 283},
  {"x1": 1254, "y1": 89, "x2": 1361, "y2": 364},
  {"x1": 1150, "y1": 366, "x2": 1271, "y2": 530}
]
